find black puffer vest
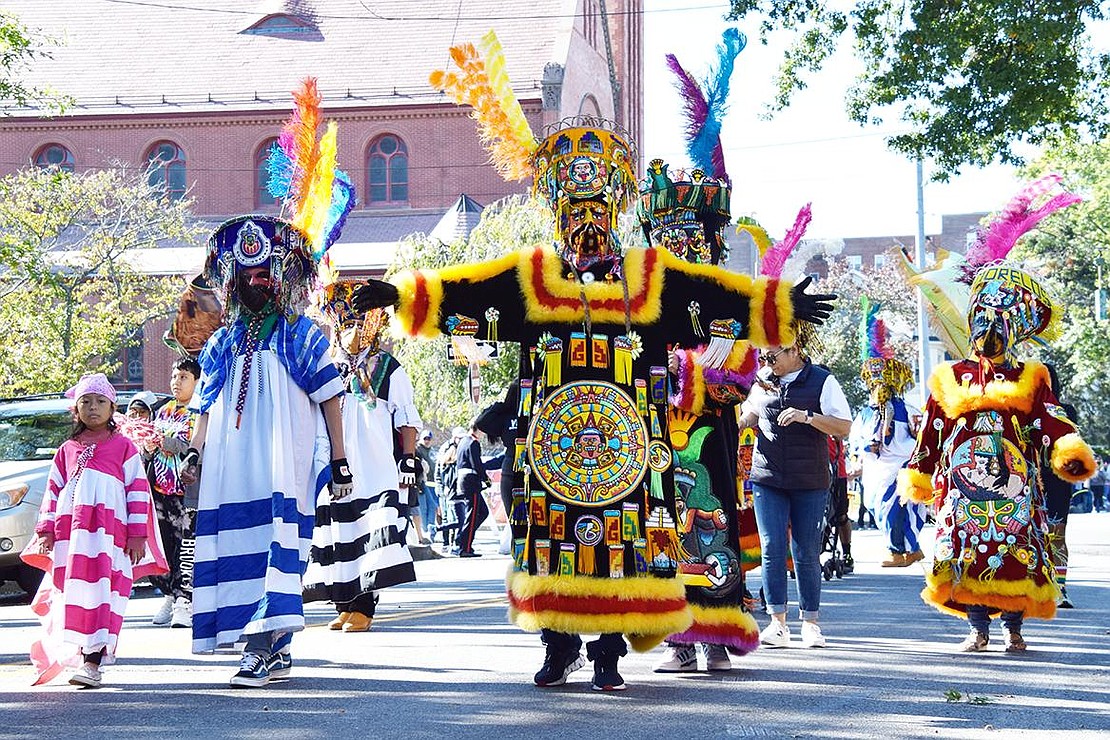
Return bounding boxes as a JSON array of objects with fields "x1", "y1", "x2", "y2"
[{"x1": 749, "y1": 362, "x2": 831, "y2": 490}]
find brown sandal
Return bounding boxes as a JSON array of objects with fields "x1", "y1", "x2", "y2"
[{"x1": 959, "y1": 630, "x2": 989, "y2": 652}]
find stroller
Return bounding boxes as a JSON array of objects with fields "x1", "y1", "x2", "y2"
[{"x1": 820, "y1": 440, "x2": 852, "y2": 581}]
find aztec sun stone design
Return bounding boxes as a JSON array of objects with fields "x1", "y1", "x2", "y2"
[{"x1": 528, "y1": 381, "x2": 648, "y2": 507}]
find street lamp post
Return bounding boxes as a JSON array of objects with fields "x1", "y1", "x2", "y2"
[{"x1": 915, "y1": 159, "x2": 932, "y2": 407}]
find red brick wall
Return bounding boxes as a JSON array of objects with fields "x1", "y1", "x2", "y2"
[{"x1": 0, "y1": 101, "x2": 546, "y2": 217}]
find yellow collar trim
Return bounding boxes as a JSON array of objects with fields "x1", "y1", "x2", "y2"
[{"x1": 927, "y1": 360, "x2": 1049, "y2": 418}]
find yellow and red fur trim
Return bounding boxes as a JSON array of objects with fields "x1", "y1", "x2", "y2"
[
  {"x1": 506, "y1": 570, "x2": 692, "y2": 651},
  {"x1": 898, "y1": 468, "x2": 935, "y2": 505},
  {"x1": 927, "y1": 360, "x2": 1050, "y2": 418},
  {"x1": 922, "y1": 570, "x2": 1058, "y2": 620},
  {"x1": 655, "y1": 249, "x2": 794, "y2": 348},
  {"x1": 391, "y1": 251, "x2": 520, "y2": 337},
  {"x1": 1050, "y1": 432, "x2": 1096, "y2": 483},
  {"x1": 518, "y1": 246, "x2": 665, "y2": 325}
]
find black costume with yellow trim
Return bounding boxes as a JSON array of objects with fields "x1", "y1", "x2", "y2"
[{"x1": 390, "y1": 242, "x2": 794, "y2": 648}]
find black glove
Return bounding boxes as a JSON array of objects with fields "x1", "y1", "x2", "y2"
[
  {"x1": 351, "y1": 280, "x2": 400, "y2": 312},
  {"x1": 330, "y1": 457, "x2": 354, "y2": 500},
  {"x1": 397, "y1": 454, "x2": 419, "y2": 487},
  {"x1": 790, "y1": 275, "x2": 836, "y2": 325}
]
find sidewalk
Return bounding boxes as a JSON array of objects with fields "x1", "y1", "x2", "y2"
[{"x1": 0, "y1": 513, "x2": 1106, "y2": 739}]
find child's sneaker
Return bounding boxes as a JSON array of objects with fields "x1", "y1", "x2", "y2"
[
  {"x1": 800, "y1": 621, "x2": 826, "y2": 648},
  {"x1": 958, "y1": 629, "x2": 989, "y2": 652},
  {"x1": 229, "y1": 652, "x2": 270, "y2": 688},
  {"x1": 653, "y1": 644, "x2": 698, "y2": 673},
  {"x1": 170, "y1": 597, "x2": 192, "y2": 628},
  {"x1": 267, "y1": 651, "x2": 293, "y2": 679},
  {"x1": 759, "y1": 620, "x2": 791, "y2": 648},
  {"x1": 68, "y1": 662, "x2": 102, "y2": 689},
  {"x1": 152, "y1": 594, "x2": 173, "y2": 625},
  {"x1": 703, "y1": 643, "x2": 732, "y2": 671}
]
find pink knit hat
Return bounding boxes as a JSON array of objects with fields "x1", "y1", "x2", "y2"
[{"x1": 65, "y1": 373, "x2": 118, "y2": 403}]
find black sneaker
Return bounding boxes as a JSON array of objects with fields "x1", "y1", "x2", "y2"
[
  {"x1": 267, "y1": 651, "x2": 292, "y2": 680},
  {"x1": 534, "y1": 645, "x2": 585, "y2": 686},
  {"x1": 843, "y1": 555, "x2": 855, "y2": 574},
  {"x1": 591, "y1": 654, "x2": 626, "y2": 691},
  {"x1": 229, "y1": 652, "x2": 270, "y2": 688}
]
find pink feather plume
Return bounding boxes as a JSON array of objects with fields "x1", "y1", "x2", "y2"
[
  {"x1": 964, "y1": 173, "x2": 1082, "y2": 269},
  {"x1": 760, "y1": 203, "x2": 812, "y2": 278}
]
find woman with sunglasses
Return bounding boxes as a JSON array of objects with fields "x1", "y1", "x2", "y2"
[{"x1": 738, "y1": 336, "x2": 852, "y2": 649}]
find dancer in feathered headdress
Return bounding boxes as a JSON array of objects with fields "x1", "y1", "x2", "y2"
[
  {"x1": 186, "y1": 79, "x2": 353, "y2": 688},
  {"x1": 897, "y1": 176, "x2": 1096, "y2": 654},
  {"x1": 348, "y1": 29, "x2": 835, "y2": 692},
  {"x1": 848, "y1": 296, "x2": 925, "y2": 569},
  {"x1": 635, "y1": 28, "x2": 761, "y2": 674}
]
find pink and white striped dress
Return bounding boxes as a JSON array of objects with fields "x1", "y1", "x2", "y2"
[{"x1": 21, "y1": 430, "x2": 167, "y2": 685}]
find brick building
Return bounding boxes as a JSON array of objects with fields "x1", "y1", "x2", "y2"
[{"x1": 0, "y1": 0, "x2": 644, "y2": 393}]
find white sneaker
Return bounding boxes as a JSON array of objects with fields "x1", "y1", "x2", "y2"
[
  {"x1": 759, "y1": 620, "x2": 791, "y2": 648},
  {"x1": 703, "y1": 644, "x2": 732, "y2": 671},
  {"x1": 170, "y1": 597, "x2": 192, "y2": 628},
  {"x1": 654, "y1": 644, "x2": 698, "y2": 672},
  {"x1": 68, "y1": 662, "x2": 102, "y2": 688},
  {"x1": 151, "y1": 595, "x2": 174, "y2": 625},
  {"x1": 800, "y1": 621, "x2": 826, "y2": 648}
]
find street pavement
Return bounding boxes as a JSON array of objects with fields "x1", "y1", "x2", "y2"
[{"x1": 1, "y1": 514, "x2": 1107, "y2": 739}]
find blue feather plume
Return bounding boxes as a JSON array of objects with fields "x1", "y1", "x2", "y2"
[
  {"x1": 702, "y1": 28, "x2": 745, "y2": 182},
  {"x1": 322, "y1": 171, "x2": 355, "y2": 252},
  {"x1": 266, "y1": 141, "x2": 294, "y2": 200}
]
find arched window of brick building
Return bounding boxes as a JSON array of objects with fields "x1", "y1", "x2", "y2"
[
  {"x1": 34, "y1": 143, "x2": 75, "y2": 172},
  {"x1": 256, "y1": 137, "x2": 279, "y2": 209},
  {"x1": 145, "y1": 140, "x2": 187, "y2": 202},
  {"x1": 367, "y1": 134, "x2": 409, "y2": 205}
]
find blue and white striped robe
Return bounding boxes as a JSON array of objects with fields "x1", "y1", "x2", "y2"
[
  {"x1": 191, "y1": 315, "x2": 343, "y2": 653},
  {"x1": 849, "y1": 398, "x2": 927, "y2": 554}
]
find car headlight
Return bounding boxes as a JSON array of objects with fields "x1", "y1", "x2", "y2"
[{"x1": 0, "y1": 483, "x2": 30, "y2": 510}]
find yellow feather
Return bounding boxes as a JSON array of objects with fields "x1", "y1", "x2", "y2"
[{"x1": 294, "y1": 121, "x2": 337, "y2": 256}]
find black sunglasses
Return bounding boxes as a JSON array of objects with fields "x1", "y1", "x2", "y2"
[{"x1": 759, "y1": 348, "x2": 789, "y2": 365}]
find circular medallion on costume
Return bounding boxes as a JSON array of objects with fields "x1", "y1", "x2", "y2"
[
  {"x1": 528, "y1": 381, "x2": 648, "y2": 507},
  {"x1": 567, "y1": 156, "x2": 599, "y2": 185},
  {"x1": 648, "y1": 440, "x2": 672, "y2": 472},
  {"x1": 232, "y1": 219, "x2": 272, "y2": 267},
  {"x1": 574, "y1": 515, "x2": 604, "y2": 546}
]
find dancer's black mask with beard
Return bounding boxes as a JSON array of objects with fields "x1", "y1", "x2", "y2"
[
  {"x1": 236, "y1": 268, "x2": 275, "y2": 315},
  {"x1": 561, "y1": 199, "x2": 615, "y2": 273}
]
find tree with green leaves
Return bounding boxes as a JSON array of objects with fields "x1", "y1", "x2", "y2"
[
  {"x1": 0, "y1": 10, "x2": 70, "y2": 112},
  {"x1": 728, "y1": 1, "x2": 1110, "y2": 177},
  {"x1": 0, "y1": 166, "x2": 200, "y2": 396},
  {"x1": 386, "y1": 195, "x2": 553, "y2": 432}
]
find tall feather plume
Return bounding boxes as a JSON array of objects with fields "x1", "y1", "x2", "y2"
[
  {"x1": 323, "y1": 171, "x2": 356, "y2": 252},
  {"x1": 429, "y1": 31, "x2": 537, "y2": 181},
  {"x1": 734, "y1": 216, "x2": 773, "y2": 257},
  {"x1": 702, "y1": 28, "x2": 745, "y2": 182},
  {"x1": 278, "y1": 78, "x2": 322, "y2": 219},
  {"x1": 665, "y1": 28, "x2": 745, "y2": 183},
  {"x1": 664, "y1": 54, "x2": 711, "y2": 173},
  {"x1": 859, "y1": 295, "x2": 892, "y2": 362},
  {"x1": 295, "y1": 121, "x2": 337, "y2": 257},
  {"x1": 760, "y1": 203, "x2": 812, "y2": 278},
  {"x1": 964, "y1": 173, "x2": 1082, "y2": 270}
]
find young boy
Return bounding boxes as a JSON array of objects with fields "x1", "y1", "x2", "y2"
[{"x1": 148, "y1": 358, "x2": 201, "y2": 628}]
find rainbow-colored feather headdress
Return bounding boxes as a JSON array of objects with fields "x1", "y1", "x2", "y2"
[{"x1": 859, "y1": 295, "x2": 912, "y2": 394}]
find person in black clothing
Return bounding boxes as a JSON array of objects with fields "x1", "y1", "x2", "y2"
[
  {"x1": 1042, "y1": 364, "x2": 1079, "y2": 608},
  {"x1": 454, "y1": 423, "x2": 490, "y2": 557},
  {"x1": 474, "y1": 380, "x2": 521, "y2": 517}
]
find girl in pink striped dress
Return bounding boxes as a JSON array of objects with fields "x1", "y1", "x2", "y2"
[{"x1": 21, "y1": 374, "x2": 167, "y2": 688}]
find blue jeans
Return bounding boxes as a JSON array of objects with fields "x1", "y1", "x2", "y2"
[
  {"x1": 752, "y1": 483, "x2": 828, "y2": 620},
  {"x1": 419, "y1": 484, "x2": 439, "y2": 535},
  {"x1": 966, "y1": 606, "x2": 1023, "y2": 633}
]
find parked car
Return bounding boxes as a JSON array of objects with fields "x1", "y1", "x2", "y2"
[{"x1": 0, "y1": 392, "x2": 166, "y2": 594}]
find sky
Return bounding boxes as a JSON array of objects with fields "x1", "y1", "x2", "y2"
[{"x1": 640, "y1": 0, "x2": 1024, "y2": 240}]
